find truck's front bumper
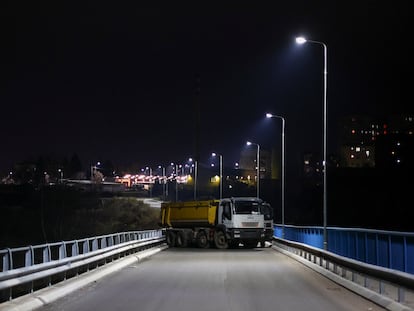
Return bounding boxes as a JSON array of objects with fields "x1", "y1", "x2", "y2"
[{"x1": 229, "y1": 229, "x2": 265, "y2": 240}]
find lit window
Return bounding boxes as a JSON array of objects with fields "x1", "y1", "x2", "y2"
[
  {"x1": 304, "y1": 160, "x2": 310, "y2": 165},
  {"x1": 356, "y1": 147, "x2": 361, "y2": 152},
  {"x1": 350, "y1": 154, "x2": 355, "y2": 159},
  {"x1": 397, "y1": 159, "x2": 401, "y2": 163},
  {"x1": 365, "y1": 150, "x2": 370, "y2": 157}
]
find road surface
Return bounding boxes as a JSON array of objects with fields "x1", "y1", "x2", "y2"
[{"x1": 40, "y1": 247, "x2": 386, "y2": 311}]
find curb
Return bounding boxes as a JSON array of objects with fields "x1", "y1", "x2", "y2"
[
  {"x1": 272, "y1": 245, "x2": 414, "y2": 311},
  {"x1": 0, "y1": 245, "x2": 168, "y2": 311}
]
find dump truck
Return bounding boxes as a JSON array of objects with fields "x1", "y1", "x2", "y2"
[{"x1": 160, "y1": 197, "x2": 268, "y2": 249}]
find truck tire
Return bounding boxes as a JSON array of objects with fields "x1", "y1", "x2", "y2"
[
  {"x1": 176, "y1": 231, "x2": 188, "y2": 248},
  {"x1": 214, "y1": 231, "x2": 228, "y2": 249},
  {"x1": 196, "y1": 231, "x2": 209, "y2": 249},
  {"x1": 166, "y1": 231, "x2": 176, "y2": 247}
]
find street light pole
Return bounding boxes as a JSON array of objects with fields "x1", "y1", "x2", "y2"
[
  {"x1": 296, "y1": 36, "x2": 328, "y2": 250},
  {"x1": 175, "y1": 164, "x2": 179, "y2": 202},
  {"x1": 212, "y1": 152, "x2": 223, "y2": 199},
  {"x1": 266, "y1": 113, "x2": 286, "y2": 239},
  {"x1": 158, "y1": 165, "x2": 166, "y2": 200},
  {"x1": 58, "y1": 168, "x2": 63, "y2": 183},
  {"x1": 194, "y1": 160, "x2": 198, "y2": 200},
  {"x1": 188, "y1": 158, "x2": 198, "y2": 200},
  {"x1": 246, "y1": 141, "x2": 260, "y2": 198},
  {"x1": 91, "y1": 161, "x2": 101, "y2": 182}
]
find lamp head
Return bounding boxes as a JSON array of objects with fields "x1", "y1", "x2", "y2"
[
  {"x1": 246, "y1": 141, "x2": 252, "y2": 146},
  {"x1": 296, "y1": 37, "x2": 307, "y2": 44},
  {"x1": 266, "y1": 113, "x2": 273, "y2": 118}
]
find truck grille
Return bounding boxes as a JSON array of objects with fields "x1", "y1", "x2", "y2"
[{"x1": 242, "y1": 222, "x2": 259, "y2": 227}]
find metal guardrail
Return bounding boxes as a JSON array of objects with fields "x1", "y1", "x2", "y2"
[
  {"x1": 0, "y1": 229, "x2": 165, "y2": 301},
  {"x1": 273, "y1": 236, "x2": 414, "y2": 310},
  {"x1": 274, "y1": 224, "x2": 414, "y2": 275}
]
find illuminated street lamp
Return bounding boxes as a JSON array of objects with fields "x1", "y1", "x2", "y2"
[
  {"x1": 176, "y1": 164, "x2": 182, "y2": 201},
  {"x1": 141, "y1": 166, "x2": 153, "y2": 197},
  {"x1": 296, "y1": 36, "x2": 328, "y2": 250},
  {"x1": 246, "y1": 141, "x2": 260, "y2": 198},
  {"x1": 212, "y1": 152, "x2": 223, "y2": 199},
  {"x1": 58, "y1": 168, "x2": 63, "y2": 183},
  {"x1": 189, "y1": 158, "x2": 198, "y2": 200},
  {"x1": 91, "y1": 161, "x2": 101, "y2": 181},
  {"x1": 158, "y1": 165, "x2": 166, "y2": 199},
  {"x1": 266, "y1": 113, "x2": 286, "y2": 239},
  {"x1": 170, "y1": 162, "x2": 180, "y2": 202}
]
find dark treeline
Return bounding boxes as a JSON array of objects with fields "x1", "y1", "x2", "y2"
[{"x1": 0, "y1": 185, "x2": 160, "y2": 249}]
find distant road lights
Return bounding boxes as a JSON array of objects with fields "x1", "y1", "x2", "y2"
[
  {"x1": 246, "y1": 141, "x2": 260, "y2": 198},
  {"x1": 212, "y1": 152, "x2": 223, "y2": 199},
  {"x1": 295, "y1": 35, "x2": 328, "y2": 250},
  {"x1": 266, "y1": 113, "x2": 286, "y2": 239}
]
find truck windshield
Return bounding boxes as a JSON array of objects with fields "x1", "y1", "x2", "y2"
[{"x1": 234, "y1": 201, "x2": 260, "y2": 214}]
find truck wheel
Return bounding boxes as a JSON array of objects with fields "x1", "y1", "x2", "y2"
[
  {"x1": 176, "y1": 231, "x2": 188, "y2": 248},
  {"x1": 214, "y1": 231, "x2": 228, "y2": 249},
  {"x1": 166, "y1": 231, "x2": 176, "y2": 247},
  {"x1": 196, "y1": 231, "x2": 209, "y2": 249}
]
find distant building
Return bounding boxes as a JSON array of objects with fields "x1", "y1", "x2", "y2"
[
  {"x1": 238, "y1": 148, "x2": 272, "y2": 182},
  {"x1": 338, "y1": 115, "x2": 379, "y2": 168},
  {"x1": 338, "y1": 114, "x2": 414, "y2": 168}
]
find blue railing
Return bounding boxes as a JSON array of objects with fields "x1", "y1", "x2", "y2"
[{"x1": 274, "y1": 224, "x2": 414, "y2": 275}]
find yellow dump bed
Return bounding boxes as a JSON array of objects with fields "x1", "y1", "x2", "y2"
[{"x1": 161, "y1": 200, "x2": 219, "y2": 228}]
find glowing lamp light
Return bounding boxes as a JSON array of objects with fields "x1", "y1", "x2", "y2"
[{"x1": 296, "y1": 37, "x2": 307, "y2": 44}]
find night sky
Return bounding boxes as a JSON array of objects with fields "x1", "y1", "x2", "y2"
[{"x1": 1, "y1": 2, "x2": 412, "y2": 174}]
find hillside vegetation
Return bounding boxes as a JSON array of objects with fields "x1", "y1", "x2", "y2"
[{"x1": 0, "y1": 185, "x2": 161, "y2": 248}]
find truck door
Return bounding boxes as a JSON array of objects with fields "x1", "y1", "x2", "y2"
[{"x1": 221, "y1": 201, "x2": 232, "y2": 227}]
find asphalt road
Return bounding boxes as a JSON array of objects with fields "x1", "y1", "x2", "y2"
[{"x1": 39, "y1": 247, "x2": 386, "y2": 311}]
